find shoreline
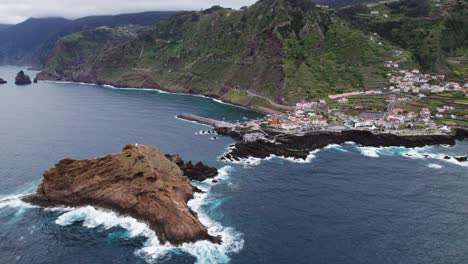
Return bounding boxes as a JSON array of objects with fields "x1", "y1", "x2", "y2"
[
  {"x1": 40, "y1": 79, "x2": 266, "y2": 115},
  {"x1": 175, "y1": 114, "x2": 468, "y2": 162}
]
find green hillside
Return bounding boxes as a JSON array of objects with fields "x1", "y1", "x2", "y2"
[
  {"x1": 40, "y1": 0, "x2": 442, "y2": 110},
  {"x1": 338, "y1": 0, "x2": 468, "y2": 80}
]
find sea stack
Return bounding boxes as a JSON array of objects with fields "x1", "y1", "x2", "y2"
[
  {"x1": 0, "y1": 78, "x2": 6, "y2": 84},
  {"x1": 22, "y1": 144, "x2": 221, "y2": 245},
  {"x1": 15, "y1": 71, "x2": 32, "y2": 85}
]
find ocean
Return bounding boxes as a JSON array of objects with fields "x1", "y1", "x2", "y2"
[{"x1": 0, "y1": 66, "x2": 467, "y2": 264}]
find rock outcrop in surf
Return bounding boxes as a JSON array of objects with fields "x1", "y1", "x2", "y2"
[
  {"x1": 15, "y1": 71, "x2": 32, "y2": 85},
  {"x1": 219, "y1": 128, "x2": 468, "y2": 161},
  {"x1": 0, "y1": 78, "x2": 6, "y2": 84},
  {"x1": 22, "y1": 144, "x2": 221, "y2": 245},
  {"x1": 166, "y1": 154, "x2": 218, "y2": 181}
]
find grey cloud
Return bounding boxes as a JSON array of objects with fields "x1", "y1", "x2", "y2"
[{"x1": 0, "y1": 0, "x2": 257, "y2": 24}]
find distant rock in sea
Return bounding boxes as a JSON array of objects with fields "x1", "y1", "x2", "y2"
[
  {"x1": 15, "y1": 71, "x2": 32, "y2": 85},
  {"x1": 33, "y1": 76, "x2": 38, "y2": 83},
  {"x1": 0, "y1": 78, "x2": 6, "y2": 84},
  {"x1": 22, "y1": 144, "x2": 222, "y2": 245}
]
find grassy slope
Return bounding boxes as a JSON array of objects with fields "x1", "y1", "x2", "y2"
[{"x1": 339, "y1": 0, "x2": 468, "y2": 80}]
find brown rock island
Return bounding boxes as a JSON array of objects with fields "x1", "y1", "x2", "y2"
[{"x1": 22, "y1": 144, "x2": 221, "y2": 245}]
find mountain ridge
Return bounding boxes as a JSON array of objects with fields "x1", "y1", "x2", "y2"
[
  {"x1": 38, "y1": 0, "x2": 467, "y2": 111},
  {"x1": 0, "y1": 11, "x2": 177, "y2": 66}
]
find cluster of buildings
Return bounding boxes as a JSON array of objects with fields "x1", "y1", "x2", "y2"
[
  {"x1": 387, "y1": 68, "x2": 466, "y2": 94},
  {"x1": 265, "y1": 101, "x2": 329, "y2": 131},
  {"x1": 340, "y1": 106, "x2": 438, "y2": 131},
  {"x1": 259, "y1": 60, "x2": 465, "y2": 134}
]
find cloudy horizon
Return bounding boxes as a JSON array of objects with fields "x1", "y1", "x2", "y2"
[{"x1": 0, "y1": 0, "x2": 258, "y2": 24}]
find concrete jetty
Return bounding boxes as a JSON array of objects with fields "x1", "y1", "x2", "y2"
[{"x1": 177, "y1": 114, "x2": 235, "y2": 128}]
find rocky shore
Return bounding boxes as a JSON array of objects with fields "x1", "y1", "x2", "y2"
[
  {"x1": 218, "y1": 128, "x2": 468, "y2": 161},
  {"x1": 22, "y1": 144, "x2": 221, "y2": 245}
]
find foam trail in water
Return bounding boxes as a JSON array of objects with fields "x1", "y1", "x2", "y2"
[
  {"x1": 427, "y1": 164, "x2": 442, "y2": 169},
  {"x1": 55, "y1": 165, "x2": 243, "y2": 264}
]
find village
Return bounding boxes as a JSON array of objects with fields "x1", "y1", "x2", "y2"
[{"x1": 256, "y1": 62, "x2": 468, "y2": 136}]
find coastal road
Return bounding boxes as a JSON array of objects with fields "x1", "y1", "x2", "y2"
[{"x1": 246, "y1": 90, "x2": 294, "y2": 111}]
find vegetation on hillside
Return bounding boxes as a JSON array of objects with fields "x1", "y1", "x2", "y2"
[
  {"x1": 41, "y1": 0, "x2": 402, "y2": 110},
  {"x1": 339, "y1": 0, "x2": 467, "y2": 79}
]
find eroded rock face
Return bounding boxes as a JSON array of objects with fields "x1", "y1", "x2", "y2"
[
  {"x1": 22, "y1": 144, "x2": 221, "y2": 245},
  {"x1": 166, "y1": 154, "x2": 218, "y2": 181},
  {"x1": 0, "y1": 78, "x2": 6, "y2": 84},
  {"x1": 15, "y1": 71, "x2": 32, "y2": 85}
]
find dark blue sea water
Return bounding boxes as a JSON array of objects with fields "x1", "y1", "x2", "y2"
[{"x1": 0, "y1": 65, "x2": 467, "y2": 264}]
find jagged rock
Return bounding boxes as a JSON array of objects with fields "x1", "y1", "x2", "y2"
[
  {"x1": 219, "y1": 129, "x2": 467, "y2": 161},
  {"x1": 166, "y1": 154, "x2": 218, "y2": 181},
  {"x1": 0, "y1": 78, "x2": 6, "y2": 84},
  {"x1": 15, "y1": 71, "x2": 32, "y2": 85},
  {"x1": 33, "y1": 76, "x2": 38, "y2": 83},
  {"x1": 454, "y1": 156, "x2": 467, "y2": 162},
  {"x1": 22, "y1": 144, "x2": 221, "y2": 245}
]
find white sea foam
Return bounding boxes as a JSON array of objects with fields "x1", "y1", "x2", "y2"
[
  {"x1": 358, "y1": 147, "x2": 380, "y2": 158},
  {"x1": 0, "y1": 195, "x2": 37, "y2": 209},
  {"x1": 427, "y1": 164, "x2": 443, "y2": 169},
  {"x1": 324, "y1": 144, "x2": 348, "y2": 152},
  {"x1": 355, "y1": 145, "x2": 467, "y2": 167},
  {"x1": 220, "y1": 145, "x2": 320, "y2": 167},
  {"x1": 54, "y1": 165, "x2": 243, "y2": 264}
]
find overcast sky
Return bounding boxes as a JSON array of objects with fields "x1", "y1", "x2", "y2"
[{"x1": 0, "y1": 0, "x2": 258, "y2": 24}]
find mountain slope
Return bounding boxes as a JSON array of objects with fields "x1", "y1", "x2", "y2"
[
  {"x1": 0, "y1": 18, "x2": 72, "y2": 65},
  {"x1": 0, "y1": 12, "x2": 177, "y2": 66},
  {"x1": 0, "y1": 24, "x2": 12, "y2": 31},
  {"x1": 338, "y1": 0, "x2": 468, "y2": 80},
  {"x1": 40, "y1": 0, "x2": 397, "y2": 109}
]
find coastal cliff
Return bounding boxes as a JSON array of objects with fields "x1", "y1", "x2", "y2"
[
  {"x1": 219, "y1": 128, "x2": 468, "y2": 161},
  {"x1": 22, "y1": 144, "x2": 221, "y2": 245}
]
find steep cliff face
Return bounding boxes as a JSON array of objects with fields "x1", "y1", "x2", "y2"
[
  {"x1": 39, "y1": 0, "x2": 394, "y2": 108},
  {"x1": 22, "y1": 144, "x2": 221, "y2": 245}
]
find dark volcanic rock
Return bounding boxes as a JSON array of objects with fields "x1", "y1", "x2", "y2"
[
  {"x1": 166, "y1": 154, "x2": 218, "y2": 181},
  {"x1": 22, "y1": 144, "x2": 221, "y2": 245},
  {"x1": 454, "y1": 156, "x2": 467, "y2": 162},
  {"x1": 33, "y1": 76, "x2": 38, "y2": 83},
  {"x1": 0, "y1": 78, "x2": 6, "y2": 84},
  {"x1": 15, "y1": 71, "x2": 32, "y2": 85},
  {"x1": 220, "y1": 129, "x2": 467, "y2": 161}
]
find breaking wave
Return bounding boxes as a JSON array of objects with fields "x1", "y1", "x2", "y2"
[
  {"x1": 55, "y1": 165, "x2": 243, "y2": 264},
  {"x1": 220, "y1": 145, "x2": 320, "y2": 167},
  {"x1": 427, "y1": 164, "x2": 443, "y2": 169},
  {"x1": 324, "y1": 144, "x2": 348, "y2": 152},
  {"x1": 355, "y1": 145, "x2": 467, "y2": 167},
  {"x1": 0, "y1": 195, "x2": 37, "y2": 210}
]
